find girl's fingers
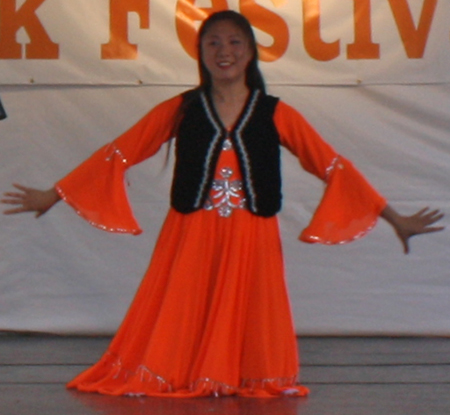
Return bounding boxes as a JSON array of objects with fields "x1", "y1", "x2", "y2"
[
  {"x1": 1, "y1": 199, "x2": 22, "y2": 205},
  {"x1": 12, "y1": 183, "x2": 29, "y2": 191},
  {"x1": 2, "y1": 192, "x2": 25, "y2": 199},
  {"x1": 3, "y1": 207, "x2": 27, "y2": 215}
]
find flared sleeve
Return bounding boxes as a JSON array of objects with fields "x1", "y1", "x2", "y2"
[
  {"x1": 55, "y1": 95, "x2": 182, "y2": 235},
  {"x1": 274, "y1": 101, "x2": 387, "y2": 245}
]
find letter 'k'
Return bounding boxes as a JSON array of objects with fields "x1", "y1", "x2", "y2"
[{"x1": 0, "y1": 0, "x2": 59, "y2": 59}]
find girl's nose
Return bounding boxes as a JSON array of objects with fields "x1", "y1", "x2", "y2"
[{"x1": 217, "y1": 42, "x2": 231, "y2": 56}]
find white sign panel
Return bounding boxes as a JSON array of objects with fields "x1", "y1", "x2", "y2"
[{"x1": 0, "y1": 0, "x2": 448, "y2": 85}]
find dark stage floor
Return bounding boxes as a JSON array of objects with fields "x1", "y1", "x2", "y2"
[{"x1": 1, "y1": 335, "x2": 449, "y2": 415}]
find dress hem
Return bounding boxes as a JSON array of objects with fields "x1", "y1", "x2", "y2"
[{"x1": 67, "y1": 352, "x2": 309, "y2": 398}]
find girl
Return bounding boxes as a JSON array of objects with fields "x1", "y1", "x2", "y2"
[{"x1": 2, "y1": 11, "x2": 443, "y2": 398}]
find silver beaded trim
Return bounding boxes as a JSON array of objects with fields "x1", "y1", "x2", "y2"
[
  {"x1": 305, "y1": 219, "x2": 378, "y2": 245},
  {"x1": 222, "y1": 138, "x2": 233, "y2": 151},
  {"x1": 55, "y1": 186, "x2": 140, "y2": 234},
  {"x1": 325, "y1": 155, "x2": 344, "y2": 182},
  {"x1": 233, "y1": 90, "x2": 260, "y2": 212},
  {"x1": 101, "y1": 352, "x2": 300, "y2": 397},
  {"x1": 193, "y1": 93, "x2": 223, "y2": 209},
  {"x1": 203, "y1": 167, "x2": 246, "y2": 217},
  {"x1": 105, "y1": 143, "x2": 128, "y2": 164}
]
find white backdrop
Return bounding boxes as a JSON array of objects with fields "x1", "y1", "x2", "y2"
[{"x1": 1, "y1": 0, "x2": 450, "y2": 335}]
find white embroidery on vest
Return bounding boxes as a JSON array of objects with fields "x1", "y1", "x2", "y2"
[
  {"x1": 194, "y1": 93, "x2": 223, "y2": 209},
  {"x1": 233, "y1": 90, "x2": 260, "y2": 213}
]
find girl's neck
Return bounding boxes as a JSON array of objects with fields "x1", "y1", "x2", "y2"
[
  {"x1": 210, "y1": 82, "x2": 250, "y2": 129},
  {"x1": 210, "y1": 81, "x2": 249, "y2": 105}
]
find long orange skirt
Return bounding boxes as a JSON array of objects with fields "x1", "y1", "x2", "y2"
[{"x1": 67, "y1": 148, "x2": 308, "y2": 398}]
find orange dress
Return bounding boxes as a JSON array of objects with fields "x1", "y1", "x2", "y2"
[{"x1": 57, "y1": 95, "x2": 386, "y2": 397}]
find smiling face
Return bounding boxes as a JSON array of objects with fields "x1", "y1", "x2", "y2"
[{"x1": 200, "y1": 20, "x2": 254, "y2": 87}]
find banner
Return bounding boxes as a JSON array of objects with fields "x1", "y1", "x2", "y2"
[
  {"x1": 0, "y1": 0, "x2": 448, "y2": 86},
  {"x1": 1, "y1": 1, "x2": 450, "y2": 336}
]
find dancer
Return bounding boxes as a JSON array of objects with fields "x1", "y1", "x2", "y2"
[{"x1": 2, "y1": 11, "x2": 444, "y2": 397}]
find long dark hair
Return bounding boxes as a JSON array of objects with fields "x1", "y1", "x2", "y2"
[{"x1": 197, "y1": 10, "x2": 266, "y2": 93}]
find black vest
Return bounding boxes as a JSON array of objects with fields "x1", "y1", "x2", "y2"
[{"x1": 171, "y1": 89, "x2": 282, "y2": 217}]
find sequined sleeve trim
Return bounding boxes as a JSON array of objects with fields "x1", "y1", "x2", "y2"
[
  {"x1": 303, "y1": 218, "x2": 378, "y2": 245},
  {"x1": 324, "y1": 155, "x2": 342, "y2": 182},
  {"x1": 105, "y1": 143, "x2": 128, "y2": 164},
  {"x1": 54, "y1": 185, "x2": 141, "y2": 235}
]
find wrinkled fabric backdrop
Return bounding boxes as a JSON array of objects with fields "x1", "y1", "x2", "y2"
[{"x1": 1, "y1": 0, "x2": 449, "y2": 335}]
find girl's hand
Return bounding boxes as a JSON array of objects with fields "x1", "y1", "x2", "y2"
[
  {"x1": 2, "y1": 184, "x2": 60, "y2": 218},
  {"x1": 381, "y1": 205, "x2": 445, "y2": 254}
]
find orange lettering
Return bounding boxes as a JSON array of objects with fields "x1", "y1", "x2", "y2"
[
  {"x1": 176, "y1": 0, "x2": 228, "y2": 60},
  {"x1": 302, "y1": 0, "x2": 340, "y2": 61},
  {"x1": 0, "y1": 0, "x2": 59, "y2": 59},
  {"x1": 388, "y1": 0, "x2": 437, "y2": 59},
  {"x1": 239, "y1": 0, "x2": 289, "y2": 62},
  {"x1": 347, "y1": 0, "x2": 380, "y2": 59},
  {"x1": 101, "y1": 0, "x2": 150, "y2": 60}
]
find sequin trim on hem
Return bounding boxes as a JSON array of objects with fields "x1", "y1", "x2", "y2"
[{"x1": 77, "y1": 352, "x2": 307, "y2": 397}]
